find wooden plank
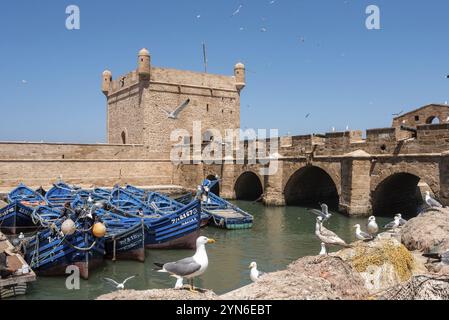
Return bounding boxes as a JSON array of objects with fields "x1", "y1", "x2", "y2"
[{"x1": 0, "y1": 232, "x2": 36, "y2": 288}]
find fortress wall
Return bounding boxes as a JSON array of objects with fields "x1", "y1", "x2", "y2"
[{"x1": 0, "y1": 142, "x2": 173, "y2": 188}]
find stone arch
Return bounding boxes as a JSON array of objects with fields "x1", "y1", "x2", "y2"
[
  {"x1": 234, "y1": 171, "x2": 264, "y2": 201},
  {"x1": 284, "y1": 166, "x2": 339, "y2": 208},
  {"x1": 426, "y1": 116, "x2": 441, "y2": 124},
  {"x1": 371, "y1": 172, "x2": 424, "y2": 218},
  {"x1": 206, "y1": 174, "x2": 220, "y2": 196}
]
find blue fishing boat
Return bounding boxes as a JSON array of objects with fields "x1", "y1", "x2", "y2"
[
  {"x1": 0, "y1": 184, "x2": 48, "y2": 234},
  {"x1": 93, "y1": 187, "x2": 111, "y2": 199},
  {"x1": 124, "y1": 184, "x2": 147, "y2": 200},
  {"x1": 97, "y1": 211, "x2": 146, "y2": 262},
  {"x1": 0, "y1": 202, "x2": 35, "y2": 234},
  {"x1": 45, "y1": 182, "x2": 78, "y2": 207},
  {"x1": 24, "y1": 206, "x2": 105, "y2": 280},
  {"x1": 108, "y1": 190, "x2": 202, "y2": 249},
  {"x1": 109, "y1": 187, "x2": 153, "y2": 215},
  {"x1": 201, "y1": 179, "x2": 254, "y2": 230}
]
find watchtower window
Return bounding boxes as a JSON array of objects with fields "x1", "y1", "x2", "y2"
[
  {"x1": 121, "y1": 131, "x2": 126, "y2": 145},
  {"x1": 415, "y1": 115, "x2": 420, "y2": 121},
  {"x1": 206, "y1": 104, "x2": 209, "y2": 112}
]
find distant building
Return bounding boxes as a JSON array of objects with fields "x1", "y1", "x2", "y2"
[{"x1": 392, "y1": 104, "x2": 449, "y2": 128}]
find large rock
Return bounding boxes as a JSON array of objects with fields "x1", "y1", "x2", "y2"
[
  {"x1": 221, "y1": 256, "x2": 368, "y2": 300},
  {"x1": 336, "y1": 236, "x2": 417, "y2": 294},
  {"x1": 401, "y1": 208, "x2": 449, "y2": 253},
  {"x1": 97, "y1": 288, "x2": 218, "y2": 300},
  {"x1": 378, "y1": 274, "x2": 449, "y2": 300}
]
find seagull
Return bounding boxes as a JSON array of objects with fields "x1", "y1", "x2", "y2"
[
  {"x1": 305, "y1": 113, "x2": 311, "y2": 119},
  {"x1": 315, "y1": 217, "x2": 351, "y2": 248},
  {"x1": 367, "y1": 216, "x2": 379, "y2": 236},
  {"x1": 158, "y1": 99, "x2": 191, "y2": 119},
  {"x1": 21, "y1": 80, "x2": 27, "y2": 84},
  {"x1": 154, "y1": 236, "x2": 216, "y2": 292},
  {"x1": 395, "y1": 214, "x2": 408, "y2": 226},
  {"x1": 249, "y1": 262, "x2": 265, "y2": 282},
  {"x1": 308, "y1": 203, "x2": 332, "y2": 221},
  {"x1": 354, "y1": 224, "x2": 374, "y2": 241},
  {"x1": 425, "y1": 191, "x2": 443, "y2": 208},
  {"x1": 384, "y1": 215, "x2": 400, "y2": 230},
  {"x1": 170, "y1": 275, "x2": 184, "y2": 289},
  {"x1": 260, "y1": 27, "x2": 267, "y2": 32},
  {"x1": 231, "y1": 4, "x2": 243, "y2": 16},
  {"x1": 392, "y1": 110, "x2": 404, "y2": 117},
  {"x1": 103, "y1": 275, "x2": 136, "y2": 290},
  {"x1": 319, "y1": 242, "x2": 327, "y2": 256}
]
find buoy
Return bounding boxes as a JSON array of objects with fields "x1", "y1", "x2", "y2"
[
  {"x1": 61, "y1": 219, "x2": 76, "y2": 236},
  {"x1": 92, "y1": 222, "x2": 106, "y2": 238}
]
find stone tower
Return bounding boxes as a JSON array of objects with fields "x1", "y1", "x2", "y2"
[
  {"x1": 101, "y1": 70, "x2": 112, "y2": 95},
  {"x1": 234, "y1": 62, "x2": 246, "y2": 92},
  {"x1": 103, "y1": 48, "x2": 244, "y2": 153}
]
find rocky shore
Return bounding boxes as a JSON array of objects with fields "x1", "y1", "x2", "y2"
[{"x1": 97, "y1": 207, "x2": 449, "y2": 300}]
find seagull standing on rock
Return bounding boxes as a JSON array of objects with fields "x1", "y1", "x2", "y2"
[
  {"x1": 367, "y1": 216, "x2": 379, "y2": 236},
  {"x1": 315, "y1": 217, "x2": 351, "y2": 248},
  {"x1": 384, "y1": 215, "x2": 401, "y2": 230},
  {"x1": 249, "y1": 262, "x2": 265, "y2": 282},
  {"x1": 425, "y1": 191, "x2": 443, "y2": 208},
  {"x1": 354, "y1": 224, "x2": 374, "y2": 241},
  {"x1": 396, "y1": 214, "x2": 408, "y2": 226},
  {"x1": 154, "y1": 236, "x2": 215, "y2": 293}
]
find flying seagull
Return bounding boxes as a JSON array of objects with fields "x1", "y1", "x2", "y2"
[
  {"x1": 367, "y1": 216, "x2": 379, "y2": 236},
  {"x1": 319, "y1": 242, "x2": 327, "y2": 256},
  {"x1": 425, "y1": 191, "x2": 443, "y2": 208},
  {"x1": 103, "y1": 275, "x2": 136, "y2": 290},
  {"x1": 308, "y1": 203, "x2": 332, "y2": 221},
  {"x1": 159, "y1": 99, "x2": 191, "y2": 119},
  {"x1": 154, "y1": 236, "x2": 216, "y2": 292},
  {"x1": 231, "y1": 4, "x2": 243, "y2": 16},
  {"x1": 354, "y1": 224, "x2": 374, "y2": 241},
  {"x1": 249, "y1": 262, "x2": 266, "y2": 282},
  {"x1": 392, "y1": 110, "x2": 404, "y2": 117},
  {"x1": 315, "y1": 216, "x2": 351, "y2": 248},
  {"x1": 384, "y1": 215, "x2": 400, "y2": 230}
]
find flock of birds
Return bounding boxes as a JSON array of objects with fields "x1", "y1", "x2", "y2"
[{"x1": 102, "y1": 191, "x2": 445, "y2": 292}]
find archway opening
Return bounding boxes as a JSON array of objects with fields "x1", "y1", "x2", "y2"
[
  {"x1": 284, "y1": 166, "x2": 339, "y2": 209},
  {"x1": 372, "y1": 173, "x2": 422, "y2": 219},
  {"x1": 426, "y1": 116, "x2": 441, "y2": 125},
  {"x1": 234, "y1": 172, "x2": 263, "y2": 201},
  {"x1": 206, "y1": 175, "x2": 220, "y2": 196}
]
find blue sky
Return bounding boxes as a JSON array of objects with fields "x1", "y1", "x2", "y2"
[{"x1": 1, "y1": 0, "x2": 448, "y2": 143}]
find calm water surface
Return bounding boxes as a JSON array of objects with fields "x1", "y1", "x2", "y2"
[{"x1": 16, "y1": 201, "x2": 391, "y2": 300}]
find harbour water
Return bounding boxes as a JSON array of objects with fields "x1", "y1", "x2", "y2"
[{"x1": 16, "y1": 201, "x2": 391, "y2": 300}]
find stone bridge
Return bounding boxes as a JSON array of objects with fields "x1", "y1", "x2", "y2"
[{"x1": 175, "y1": 121, "x2": 449, "y2": 218}]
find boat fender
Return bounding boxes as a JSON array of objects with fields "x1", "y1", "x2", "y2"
[
  {"x1": 92, "y1": 222, "x2": 106, "y2": 238},
  {"x1": 61, "y1": 219, "x2": 76, "y2": 236}
]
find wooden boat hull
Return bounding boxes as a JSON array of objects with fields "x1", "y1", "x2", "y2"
[
  {"x1": 25, "y1": 232, "x2": 105, "y2": 280},
  {"x1": 145, "y1": 228, "x2": 200, "y2": 250},
  {"x1": 144, "y1": 200, "x2": 202, "y2": 250},
  {"x1": 104, "y1": 223, "x2": 146, "y2": 262},
  {"x1": 0, "y1": 202, "x2": 36, "y2": 235}
]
